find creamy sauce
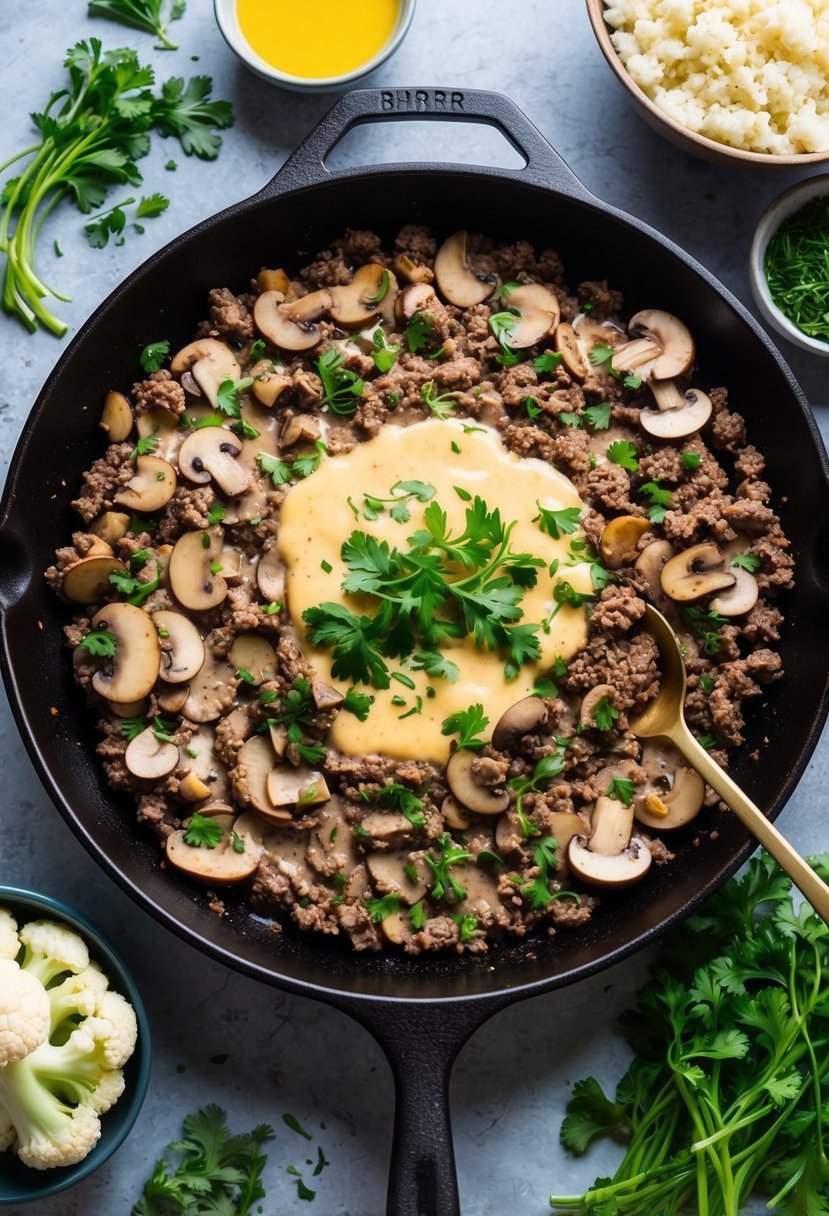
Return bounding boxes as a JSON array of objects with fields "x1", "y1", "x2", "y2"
[
  {"x1": 279, "y1": 420, "x2": 594, "y2": 762},
  {"x1": 236, "y1": 0, "x2": 400, "y2": 79}
]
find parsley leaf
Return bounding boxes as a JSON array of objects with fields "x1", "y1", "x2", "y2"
[
  {"x1": 183, "y1": 813, "x2": 223, "y2": 848},
  {"x1": 371, "y1": 328, "x2": 400, "y2": 372},
  {"x1": 77, "y1": 628, "x2": 117, "y2": 657},
  {"x1": 682, "y1": 449, "x2": 702, "y2": 469},
  {"x1": 639, "y1": 478, "x2": 672, "y2": 524},
  {"x1": 404, "y1": 311, "x2": 434, "y2": 353},
  {"x1": 421, "y1": 381, "x2": 458, "y2": 418},
  {"x1": 88, "y1": 0, "x2": 187, "y2": 51},
  {"x1": 606, "y1": 440, "x2": 639, "y2": 472},
  {"x1": 591, "y1": 695, "x2": 619, "y2": 732},
  {"x1": 533, "y1": 352, "x2": 562, "y2": 374},
  {"x1": 376, "y1": 783, "x2": 427, "y2": 829},
  {"x1": 315, "y1": 349, "x2": 364, "y2": 415},
  {"x1": 215, "y1": 376, "x2": 253, "y2": 417},
  {"x1": 151, "y1": 74, "x2": 235, "y2": 160},
  {"x1": 534, "y1": 503, "x2": 581, "y2": 540},
  {"x1": 342, "y1": 687, "x2": 374, "y2": 720},
  {"x1": 257, "y1": 441, "x2": 326, "y2": 486},
  {"x1": 139, "y1": 339, "x2": 170, "y2": 373},
  {"x1": 424, "y1": 833, "x2": 472, "y2": 904},
  {"x1": 366, "y1": 892, "x2": 401, "y2": 922},
  {"x1": 732, "y1": 552, "x2": 760, "y2": 573},
  {"x1": 509, "y1": 749, "x2": 567, "y2": 837},
  {"x1": 441, "y1": 704, "x2": 489, "y2": 750},
  {"x1": 583, "y1": 401, "x2": 611, "y2": 430},
  {"x1": 607, "y1": 775, "x2": 636, "y2": 806}
]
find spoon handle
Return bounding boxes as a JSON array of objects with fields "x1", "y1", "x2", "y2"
[{"x1": 668, "y1": 722, "x2": 829, "y2": 924}]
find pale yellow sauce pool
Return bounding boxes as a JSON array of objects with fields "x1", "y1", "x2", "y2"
[
  {"x1": 236, "y1": 0, "x2": 400, "y2": 79},
  {"x1": 279, "y1": 420, "x2": 594, "y2": 762}
]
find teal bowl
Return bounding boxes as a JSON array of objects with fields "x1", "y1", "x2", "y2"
[{"x1": 0, "y1": 887, "x2": 151, "y2": 1205}]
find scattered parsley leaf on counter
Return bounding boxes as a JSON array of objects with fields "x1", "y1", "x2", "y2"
[
  {"x1": 139, "y1": 339, "x2": 170, "y2": 373},
  {"x1": 183, "y1": 813, "x2": 223, "y2": 848},
  {"x1": 0, "y1": 40, "x2": 233, "y2": 336},
  {"x1": 84, "y1": 196, "x2": 135, "y2": 248},
  {"x1": 88, "y1": 0, "x2": 186, "y2": 51},
  {"x1": 441, "y1": 704, "x2": 489, "y2": 750},
  {"x1": 136, "y1": 191, "x2": 169, "y2": 219},
  {"x1": 282, "y1": 1113, "x2": 313, "y2": 1141},
  {"x1": 77, "y1": 628, "x2": 117, "y2": 657},
  {"x1": 606, "y1": 440, "x2": 639, "y2": 472},
  {"x1": 132, "y1": 1104, "x2": 273, "y2": 1216},
  {"x1": 732, "y1": 552, "x2": 760, "y2": 572}
]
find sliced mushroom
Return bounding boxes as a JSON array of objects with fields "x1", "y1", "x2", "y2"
[
  {"x1": 660, "y1": 543, "x2": 735, "y2": 602},
  {"x1": 380, "y1": 910, "x2": 414, "y2": 945},
  {"x1": 395, "y1": 282, "x2": 436, "y2": 324},
  {"x1": 433, "y1": 231, "x2": 497, "y2": 307},
  {"x1": 267, "y1": 765, "x2": 330, "y2": 810},
  {"x1": 710, "y1": 566, "x2": 759, "y2": 617},
  {"x1": 157, "y1": 683, "x2": 190, "y2": 714},
  {"x1": 567, "y1": 834, "x2": 652, "y2": 888},
  {"x1": 579, "y1": 684, "x2": 617, "y2": 730},
  {"x1": 635, "y1": 540, "x2": 676, "y2": 597},
  {"x1": 648, "y1": 380, "x2": 686, "y2": 412},
  {"x1": 588, "y1": 795, "x2": 634, "y2": 855},
  {"x1": 329, "y1": 263, "x2": 388, "y2": 326},
  {"x1": 178, "y1": 772, "x2": 212, "y2": 802},
  {"x1": 233, "y1": 735, "x2": 287, "y2": 818},
  {"x1": 90, "y1": 603, "x2": 160, "y2": 703},
  {"x1": 491, "y1": 697, "x2": 548, "y2": 751},
  {"x1": 170, "y1": 339, "x2": 242, "y2": 409},
  {"x1": 634, "y1": 745, "x2": 705, "y2": 831},
  {"x1": 178, "y1": 429, "x2": 251, "y2": 498},
  {"x1": 500, "y1": 284, "x2": 560, "y2": 349},
  {"x1": 366, "y1": 850, "x2": 428, "y2": 904},
  {"x1": 63, "y1": 555, "x2": 127, "y2": 604},
  {"x1": 250, "y1": 361, "x2": 291, "y2": 408},
  {"x1": 125, "y1": 726, "x2": 178, "y2": 780},
  {"x1": 268, "y1": 722, "x2": 289, "y2": 759},
  {"x1": 99, "y1": 391, "x2": 133, "y2": 442},
  {"x1": 256, "y1": 546, "x2": 284, "y2": 602},
  {"x1": 154, "y1": 610, "x2": 205, "y2": 683},
  {"x1": 554, "y1": 322, "x2": 587, "y2": 380},
  {"x1": 599, "y1": 515, "x2": 651, "y2": 568},
  {"x1": 256, "y1": 267, "x2": 289, "y2": 294},
  {"x1": 548, "y1": 811, "x2": 586, "y2": 855},
  {"x1": 229, "y1": 634, "x2": 277, "y2": 685},
  {"x1": 178, "y1": 725, "x2": 229, "y2": 799},
  {"x1": 168, "y1": 528, "x2": 228, "y2": 612},
  {"x1": 181, "y1": 649, "x2": 237, "y2": 724},
  {"x1": 311, "y1": 681, "x2": 343, "y2": 711},
  {"x1": 165, "y1": 814, "x2": 262, "y2": 886},
  {"x1": 253, "y1": 288, "x2": 332, "y2": 352},
  {"x1": 442, "y1": 795, "x2": 470, "y2": 831},
  {"x1": 115, "y1": 455, "x2": 177, "y2": 513},
  {"x1": 628, "y1": 310, "x2": 695, "y2": 380},
  {"x1": 280, "y1": 413, "x2": 321, "y2": 449},
  {"x1": 89, "y1": 511, "x2": 131, "y2": 546},
  {"x1": 641, "y1": 389, "x2": 712, "y2": 439},
  {"x1": 360, "y1": 811, "x2": 412, "y2": 843},
  {"x1": 219, "y1": 548, "x2": 244, "y2": 584},
  {"x1": 393, "y1": 253, "x2": 433, "y2": 285},
  {"x1": 609, "y1": 337, "x2": 662, "y2": 374},
  {"x1": 135, "y1": 409, "x2": 181, "y2": 462},
  {"x1": 108, "y1": 697, "x2": 149, "y2": 718},
  {"x1": 446, "y1": 749, "x2": 509, "y2": 816}
]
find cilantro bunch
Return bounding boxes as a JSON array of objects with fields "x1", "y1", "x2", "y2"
[
  {"x1": 0, "y1": 39, "x2": 233, "y2": 336},
  {"x1": 303, "y1": 493, "x2": 545, "y2": 688},
  {"x1": 552, "y1": 853, "x2": 829, "y2": 1216}
]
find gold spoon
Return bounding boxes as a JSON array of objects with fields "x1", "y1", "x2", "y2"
[{"x1": 630, "y1": 603, "x2": 829, "y2": 923}]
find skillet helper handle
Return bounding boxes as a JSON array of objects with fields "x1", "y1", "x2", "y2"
[
  {"x1": 672, "y1": 721, "x2": 829, "y2": 924},
  {"x1": 260, "y1": 86, "x2": 593, "y2": 199}
]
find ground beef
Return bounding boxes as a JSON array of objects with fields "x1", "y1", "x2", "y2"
[{"x1": 50, "y1": 225, "x2": 794, "y2": 957}]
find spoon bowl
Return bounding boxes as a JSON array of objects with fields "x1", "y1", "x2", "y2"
[{"x1": 632, "y1": 605, "x2": 829, "y2": 924}]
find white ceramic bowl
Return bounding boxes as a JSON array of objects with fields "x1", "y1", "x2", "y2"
[
  {"x1": 214, "y1": 0, "x2": 417, "y2": 91},
  {"x1": 749, "y1": 174, "x2": 829, "y2": 358}
]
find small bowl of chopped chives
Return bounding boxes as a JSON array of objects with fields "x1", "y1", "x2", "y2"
[{"x1": 750, "y1": 175, "x2": 829, "y2": 357}]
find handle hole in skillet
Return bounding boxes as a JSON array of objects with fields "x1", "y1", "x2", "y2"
[{"x1": 325, "y1": 119, "x2": 527, "y2": 172}]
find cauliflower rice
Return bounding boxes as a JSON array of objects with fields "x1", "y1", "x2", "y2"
[{"x1": 603, "y1": 0, "x2": 829, "y2": 155}]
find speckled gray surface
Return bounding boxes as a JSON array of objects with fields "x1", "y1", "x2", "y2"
[{"x1": 0, "y1": 2, "x2": 827, "y2": 1213}]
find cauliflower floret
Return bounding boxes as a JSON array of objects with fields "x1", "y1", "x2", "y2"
[
  {"x1": 90, "y1": 990, "x2": 138, "y2": 1071},
  {"x1": 0, "y1": 961, "x2": 50, "y2": 1067},
  {"x1": 47, "y1": 964, "x2": 109, "y2": 1040},
  {"x1": 17, "y1": 920, "x2": 89, "y2": 987},
  {"x1": 0, "y1": 909, "x2": 19, "y2": 961}
]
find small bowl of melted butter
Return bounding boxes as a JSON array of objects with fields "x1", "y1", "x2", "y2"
[{"x1": 215, "y1": 0, "x2": 416, "y2": 91}]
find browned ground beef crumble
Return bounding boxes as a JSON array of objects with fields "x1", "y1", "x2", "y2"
[{"x1": 47, "y1": 226, "x2": 794, "y2": 954}]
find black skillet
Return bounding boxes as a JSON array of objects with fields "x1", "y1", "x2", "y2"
[{"x1": 1, "y1": 89, "x2": 828, "y2": 1216}]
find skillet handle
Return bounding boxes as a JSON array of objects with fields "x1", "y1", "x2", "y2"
[
  {"x1": 258, "y1": 87, "x2": 593, "y2": 200},
  {"x1": 334, "y1": 996, "x2": 506, "y2": 1216}
]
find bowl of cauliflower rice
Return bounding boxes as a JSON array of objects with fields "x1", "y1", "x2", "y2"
[
  {"x1": 586, "y1": 0, "x2": 829, "y2": 165},
  {"x1": 0, "y1": 888, "x2": 150, "y2": 1204}
]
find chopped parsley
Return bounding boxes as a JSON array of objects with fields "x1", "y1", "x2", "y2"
[
  {"x1": 139, "y1": 339, "x2": 170, "y2": 373},
  {"x1": 315, "y1": 349, "x2": 364, "y2": 415},
  {"x1": 257, "y1": 440, "x2": 326, "y2": 486},
  {"x1": 592, "y1": 696, "x2": 619, "y2": 732},
  {"x1": 534, "y1": 503, "x2": 581, "y2": 540},
  {"x1": 441, "y1": 704, "x2": 489, "y2": 750},
  {"x1": 77, "y1": 628, "x2": 117, "y2": 657},
  {"x1": 606, "y1": 440, "x2": 639, "y2": 472},
  {"x1": 607, "y1": 775, "x2": 636, "y2": 806},
  {"x1": 183, "y1": 814, "x2": 223, "y2": 849}
]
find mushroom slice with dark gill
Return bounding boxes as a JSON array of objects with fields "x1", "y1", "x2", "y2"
[
  {"x1": 253, "y1": 288, "x2": 332, "y2": 352},
  {"x1": 168, "y1": 528, "x2": 228, "y2": 612},
  {"x1": 329, "y1": 263, "x2": 388, "y2": 326},
  {"x1": 153, "y1": 610, "x2": 204, "y2": 684},
  {"x1": 491, "y1": 697, "x2": 548, "y2": 751},
  {"x1": 178, "y1": 428, "x2": 251, "y2": 498},
  {"x1": 89, "y1": 602, "x2": 160, "y2": 704},
  {"x1": 115, "y1": 455, "x2": 177, "y2": 513},
  {"x1": 170, "y1": 338, "x2": 242, "y2": 409},
  {"x1": 660, "y1": 542, "x2": 735, "y2": 602},
  {"x1": 433, "y1": 230, "x2": 498, "y2": 307},
  {"x1": 640, "y1": 389, "x2": 712, "y2": 438},
  {"x1": 567, "y1": 796, "x2": 652, "y2": 888}
]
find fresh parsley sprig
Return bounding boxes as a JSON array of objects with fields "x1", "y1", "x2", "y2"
[
  {"x1": 424, "y1": 833, "x2": 472, "y2": 904},
  {"x1": 441, "y1": 704, "x2": 489, "y2": 750},
  {"x1": 77, "y1": 628, "x2": 117, "y2": 657},
  {"x1": 88, "y1": 0, "x2": 186, "y2": 52},
  {"x1": 258, "y1": 440, "x2": 326, "y2": 486},
  {"x1": 509, "y1": 749, "x2": 567, "y2": 837},
  {"x1": 315, "y1": 349, "x2": 364, "y2": 415}
]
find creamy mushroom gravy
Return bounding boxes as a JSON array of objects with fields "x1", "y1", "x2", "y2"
[
  {"x1": 48, "y1": 226, "x2": 793, "y2": 954},
  {"x1": 279, "y1": 419, "x2": 591, "y2": 763}
]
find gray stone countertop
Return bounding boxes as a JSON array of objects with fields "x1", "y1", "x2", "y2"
[{"x1": 0, "y1": 1, "x2": 827, "y2": 1212}]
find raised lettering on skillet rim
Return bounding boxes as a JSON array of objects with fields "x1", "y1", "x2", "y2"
[{"x1": 213, "y1": 0, "x2": 417, "y2": 92}]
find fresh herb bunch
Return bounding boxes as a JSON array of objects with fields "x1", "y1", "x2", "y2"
[
  {"x1": 88, "y1": 0, "x2": 186, "y2": 52},
  {"x1": 552, "y1": 852, "x2": 829, "y2": 1216},
  {"x1": 764, "y1": 197, "x2": 829, "y2": 344},
  {"x1": 0, "y1": 39, "x2": 233, "y2": 336},
  {"x1": 303, "y1": 494, "x2": 546, "y2": 688},
  {"x1": 132, "y1": 1104, "x2": 273, "y2": 1216}
]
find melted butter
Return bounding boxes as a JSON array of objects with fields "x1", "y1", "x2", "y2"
[
  {"x1": 236, "y1": 0, "x2": 400, "y2": 79},
  {"x1": 279, "y1": 420, "x2": 594, "y2": 763}
]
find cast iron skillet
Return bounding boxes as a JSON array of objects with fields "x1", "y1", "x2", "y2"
[{"x1": 2, "y1": 89, "x2": 829, "y2": 1215}]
